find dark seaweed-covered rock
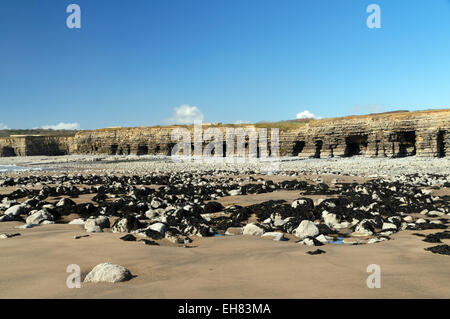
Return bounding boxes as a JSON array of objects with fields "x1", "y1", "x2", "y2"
[
  {"x1": 203, "y1": 201, "x2": 224, "y2": 214},
  {"x1": 412, "y1": 233, "x2": 426, "y2": 237},
  {"x1": 424, "y1": 245, "x2": 450, "y2": 256},
  {"x1": 120, "y1": 234, "x2": 136, "y2": 241},
  {"x1": 316, "y1": 223, "x2": 337, "y2": 235},
  {"x1": 406, "y1": 223, "x2": 447, "y2": 231},
  {"x1": 307, "y1": 249, "x2": 326, "y2": 255},
  {"x1": 423, "y1": 231, "x2": 450, "y2": 243},
  {"x1": 145, "y1": 229, "x2": 165, "y2": 240},
  {"x1": 92, "y1": 193, "x2": 107, "y2": 203},
  {"x1": 140, "y1": 239, "x2": 159, "y2": 246}
]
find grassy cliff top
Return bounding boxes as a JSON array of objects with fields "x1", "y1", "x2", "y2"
[{"x1": 2, "y1": 108, "x2": 448, "y2": 136}]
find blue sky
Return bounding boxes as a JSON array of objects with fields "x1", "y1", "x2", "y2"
[{"x1": 1, "y1": 0, "x2": 449, "y2": 130}]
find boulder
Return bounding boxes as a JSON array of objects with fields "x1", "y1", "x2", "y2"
[
  {"x1": 294, "y1": 220, "x2": 319, "y2": 239},
  {"x1": 56, "y1": 198, "x2": 76, "y2": 208},
  {"x1": 147, "y1": 222, "x2": 166, "y2": 235},
  {"x1": 315, "y1": 234, "x2": 329, "y2": 244},
  {"x1": 84, "y1": 216, "x2": 110, "y2": 231},
  {"x1": 382, "y1": 222, "x2": 397, "y2": 231},
  {"x1": 243, "y1": 223, "x2": 265, "y2": 236},
  {"x1": 203, "y1": 201, "x2": 224, "y2": 213},
  {"x1": 355, "y1": 219, "x2": 375, "y2": 235},
  {"x1": 322, "y1": 211, "x2": 339, "y2": 228},
  {"x1": 262, "y1": 232, "x2": 287, "y2": 241},
  {"x1": 228, "y1": 189, "x2": 242, "y2": 196},
  {"x1": 84, "y1": 263, "x2": 132, "y2": 283},
  {"x1": 112, "y1": 216, "x2": 142, "y2": 233},
  {"x1": 4, "y1": 204, "x2": 26, "y2": 218},
  {"x1": 68, "y1": 218, "x2": 86, "y2": 225},
  {"x1": 85, "y1": 225, "x2": 103, "y2": 233},
  {"x1": 26, "y1": 209, "x2": 54, "y2": 225}
]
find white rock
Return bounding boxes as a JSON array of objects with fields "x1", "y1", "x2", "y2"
[
  {"x1": 382, "y1": 222, "x2": 397, "y2": 230},
  {"x1": 26, "y1": 209, "x2": 53, "y2": 225},
  {"x1": 4, "y1": 204, "x2": 26, "y2": 217},
  {"x1": 84, "y1": 217, "x2": 109, "y2": 230},
  {"x1": 379, "y1": 230, "x2": 394, "y2": 236},
  {"x1": 69, "y1": 218, "x2": 86, "y2": 225},
  {"x1": 271, "y1": 213, "x2": 288, "y2": 227},
  {"x1": 262, "y1": 232, "x2": 287, "y2": 241},
  {"x1": 322, "y1": 211, "x2": 339, "y2": 228},
  {"x1": 228, "y1": 189, "x2": 242, "y2": 196},
  {"x1": 428, "y1": 210, "x2": 444, "y2": 217},
  {"x1": 403, "y1": 216, "x2": 413, "y2": 222},
  {"x1": 85, "y1": 225, "x2": 103, "y2": 233},
  {"x1": 416, "y1": 218, "x2": 427, "y2": 224},
  {"x1": 84, "y1": 263, "x2": 132, "y2": 283},
  {"x1": 147, "y1": 222, "x2": 166, "y2": 235},
  {"x1": 315, "y1": 234, "x2": 328, "y2": 243},
  {"x1": 298, "y1": 238, "x2": 315, "y2": 246},
  {"x1": 243, "y1": 223, "x2": 265, "y2": 236},
  {"x1": 294, "y1": 220, "x2": 319, "y2": 239},
  {"x1": 150, "y1": 199, "x2": 162, "y2": 209}
]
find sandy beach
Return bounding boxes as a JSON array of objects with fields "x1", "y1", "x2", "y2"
[
  {"x1": 0, "y1": 155, "x2": 449, "y2": 298},
  {"x1": 0, "y1": 221, "x2": 449, "y2": 299}
]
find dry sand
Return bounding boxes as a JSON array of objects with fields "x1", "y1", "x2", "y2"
[{"x1": 0, "y1": 221, "x2": 449, "y2": 299}]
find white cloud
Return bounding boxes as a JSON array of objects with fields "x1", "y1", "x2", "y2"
[
  {"x1": 296, "y1": 110, "x2": 317, "y2": 119},
  {"x1": 167, "y1": 104, "x2": 204, "y2": 124},
  {"x1": 41, "y1": 122, "x2": 80, "y2": 130},
  {"x1": 0, "y1": 123, "x2": 9, "y2": 130}
]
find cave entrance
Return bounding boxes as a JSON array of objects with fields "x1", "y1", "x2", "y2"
[
  {"x1": 137, "y1": 145, "x2": 148, "y2": 155},
  {"x1": 314, "y1": 140, "x2": 323, "y2": 158},
  {"x1": 154, "y1": 145, "x2": 160, "y2": 155},
  {"x1": 292, "y1": 141, "x2": 305, "y2": 156},
  {"x1": 344, "y1": 135, "x2": 368, "y2": 157},
  {"x1": 110, "y1": 144, "x2": 118, "y2": 155},
  {"x1": 223, "y1": 142, "x2": 227, "y2": 157},
  {"x1": 1, "y1": 147, "x2": 16, "y2": 157},
  {"x1": 397, "y1": 131, "x2": 416, "y2": 157},
  {"x1": 167, "y1": 143, "x2": 175, "y2": 155},
  {"x1": 437, "y1": 131, "x2": 446, "y2": 157}
]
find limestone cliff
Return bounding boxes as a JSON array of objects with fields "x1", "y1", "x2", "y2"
[{"x1": 1, "y1": 109, "x2": 448, "y2": 158}]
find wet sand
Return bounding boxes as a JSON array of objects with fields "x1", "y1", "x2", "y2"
[{"x1": 0, "y1": 221, "x2": 449, "y2": 299}]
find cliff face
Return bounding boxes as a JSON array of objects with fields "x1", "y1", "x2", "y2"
[
  {"x1": 1, "y1": 109, "x2": 449, "y2": 158},
  {"x1": 283, "y1": 110, "x2": 450, "y2": 158}
]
